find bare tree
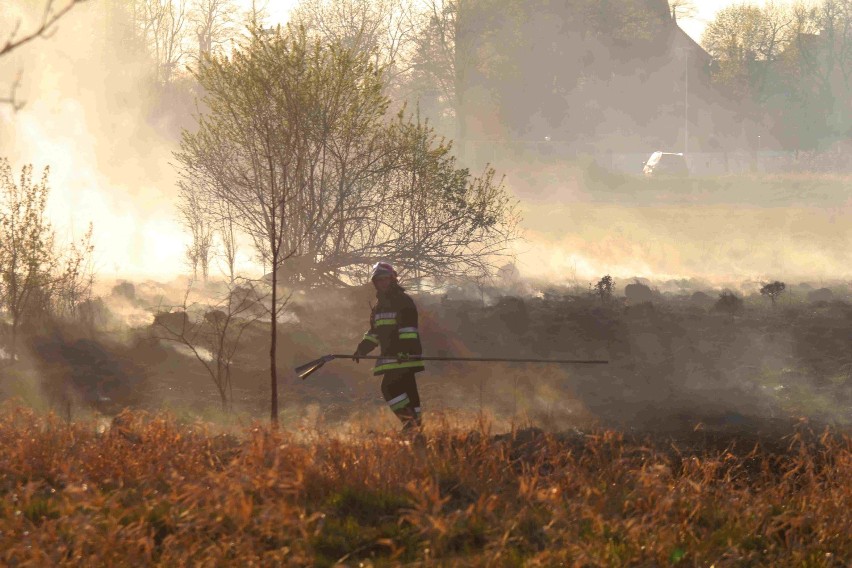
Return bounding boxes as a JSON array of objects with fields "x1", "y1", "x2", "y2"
[
  {"x1": 217, "y1": 203, "x2": 238, "y2": 284},
  {"x1": 291, "y1": 0, "x2": 419, "y2": 97},
  {"x1": 51, "y1": 222, "x2": 95, "y2": 320},
  {"x1": 152, "y1": 280, "x2": 261, "y2": 411},
  {"x1": 136, "y1": 0, "x2": 191, "y2": 83},
  {"x1": 1, "y1": 0, "x2": 90, "y2": 109},
  {"x1": 189, "y1": 0, "x2": 238, "y2": 63},
  {"x1": 242, "y1": 0, "x2": 270, "y2": 34},
  {"x1": 342, "y1": 112, "x2": 519, "y2": 287},
  {"x1": 178, "y1": 180, "x2": 214, "y2": 281}
]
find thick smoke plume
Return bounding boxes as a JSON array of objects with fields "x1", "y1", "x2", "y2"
[{"x1": 1, "y1": 3, "x2": 189, "y2": 279}]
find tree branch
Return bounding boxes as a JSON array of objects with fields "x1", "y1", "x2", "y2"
[{"x1": 1, "y1": 0, "x2": 89, "y2": 58}]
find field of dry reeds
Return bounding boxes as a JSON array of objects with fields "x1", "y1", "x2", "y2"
[{"x1": 0, "y1": 404, "x2": 849, "y2": 567}]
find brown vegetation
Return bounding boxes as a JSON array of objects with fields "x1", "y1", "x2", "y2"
[{"x1": 0, "y1": 406, "x2": 848, "y2": 566}]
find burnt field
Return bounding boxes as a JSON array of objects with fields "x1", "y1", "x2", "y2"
[
  {"x1": 3, "y1": 278, "x2": 850, "y2": 432},
  {"x1": 251, "y1": 282, "x2": 852, "y2": 433}
]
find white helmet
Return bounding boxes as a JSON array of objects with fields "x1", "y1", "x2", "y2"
[{"x1": 370, "y1": 261, "x2": 397, "y2": 281}]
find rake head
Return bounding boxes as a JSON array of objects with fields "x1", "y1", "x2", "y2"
[{"x1": 295, "y1": 354, "x2": 338, "y2": 380}]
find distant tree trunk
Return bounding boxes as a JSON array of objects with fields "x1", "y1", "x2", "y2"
[
  {"x1": 220, "y1": 212, "x2": 238, "y2": 284},
  {"x1": 10, "y1": 313, "x2": 19, "y2": 362},
  {"x1": 454, "y1": 0, "x2": 466, "y2": 161}
]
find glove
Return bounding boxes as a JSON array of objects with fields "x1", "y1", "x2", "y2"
[
  {"x1": 397, "y1": 352, "x2": 410, "y2": 361},
  {"x1": 352, "y1": 350, "x2": 361, "y2": 363}
]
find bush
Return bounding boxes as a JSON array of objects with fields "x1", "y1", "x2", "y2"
[
  {"x1": 807, "y1": 288, "x2": 833, "y2": 303},
  {"x1": 111, "y1": 281, "x2": 137, "y2": 301},
  {"x1": 625, "y1": 281, "x2": 653, "y2": 304},
  {"x1": 714, "y1": 291, "x2": 744, "y2": 315}
]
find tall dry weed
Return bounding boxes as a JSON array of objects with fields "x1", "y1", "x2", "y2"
[{"x1": 0, "y1": 405, "x2": 848, "y2": 566}]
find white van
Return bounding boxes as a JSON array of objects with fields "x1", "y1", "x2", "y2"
[{"x1": 642, "y1": 152, "x2": 689, "y2": 176}]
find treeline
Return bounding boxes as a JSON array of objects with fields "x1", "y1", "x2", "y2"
[
  {"x1": 90, "y1": 0, "x2": 470, "y2": 139},
  {"x1": 703, "y1": 0, "x2": 852, "y2": 149}
]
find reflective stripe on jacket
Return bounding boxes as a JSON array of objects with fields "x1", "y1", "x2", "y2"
[{"x1": 355, "y1": 286, "x2": 424, "y2": 376}]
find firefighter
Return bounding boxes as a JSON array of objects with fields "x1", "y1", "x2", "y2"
[{"x1": 353, "y1": 262, "x2": 425, "y2": 432}]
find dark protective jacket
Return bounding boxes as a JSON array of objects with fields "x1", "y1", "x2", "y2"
[{"x1": 355, "y1": 285, "x2": 425, "y2": 376}]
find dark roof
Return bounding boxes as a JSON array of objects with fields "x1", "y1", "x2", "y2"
[{"x1": 669, "y1": 21, "x2": 712, "y2": 64}]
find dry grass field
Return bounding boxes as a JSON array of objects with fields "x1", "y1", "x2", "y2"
[{"x1": 0, "y1": 405, "x2": 848, "y2": 567}]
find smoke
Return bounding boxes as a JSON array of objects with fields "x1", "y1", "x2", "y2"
[
  {"x1": 0, "y1": 2, "x2": 190, "y2": 279},
  {"x1": 515, "y1": 202, "x2": 852, "y2": 286},
  {"x1": 416, "y1": 291, "x2": 851, "y2": 433}
]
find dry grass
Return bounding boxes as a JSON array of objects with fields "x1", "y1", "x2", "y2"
[{"x1": 0, "y1": 405, "x2": 849, "y2": 567}]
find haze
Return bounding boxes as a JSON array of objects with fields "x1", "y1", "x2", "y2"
[{"x1": 3, "y1": 0, "x2": 845, "y2": 285}]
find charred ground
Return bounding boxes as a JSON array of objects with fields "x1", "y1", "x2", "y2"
[{"x1": 3, "y1": 277, "x2": 849, "y2": 439}]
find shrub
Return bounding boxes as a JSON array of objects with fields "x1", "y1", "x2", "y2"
[
  {"x1": 625, "y1": 281, "x2": 653, "y2": 304},
  {"x1": 714, "y1": 291, "x2": 743, "y2": 316}
]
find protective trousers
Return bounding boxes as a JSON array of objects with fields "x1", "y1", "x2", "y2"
[{"x1": 381, "y1": 370, "x2": 422, "y2": 430}]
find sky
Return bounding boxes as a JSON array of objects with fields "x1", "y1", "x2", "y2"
[
  {"x1": 678, "y1": 0, "x2": 770, "y2": 44},
  {"x1": 264, "y1": 0, "x2": 299, "y2": 25},
  {"x1": 262, "y1": 0, "x2": 764, "y2": 45}
]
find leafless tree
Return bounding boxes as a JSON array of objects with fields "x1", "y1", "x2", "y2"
[
  {"x1": 242, "y1": 0, "x2": 270, "y2": 34},
  {"x1": 51, "y1": 223, "x2": 95, "y2": 320},
  {"x1": 306, "y1": 112, "x2": 519, "y2": 288},
  {"x1": 217, "y1": 203, "x2": 238, "y2": 284},
  {"x1": 1, "y1": 0, "x2": 90, "y2": 109},
  {"x1": 152, "y1": 279, "x2": 262, "y2": 411},
  {"x1": 189, "y1": 0, "x2": 238, "y2": 63},
  {"x1": 291, "y1": 0, "x2": 419, "y2": 98},
  {"x1": 136, "y1": 0, "x2": 191, "y2": 83},
  {"x1": 178, "y1": 179, "x2": 214, "y2": 281}
]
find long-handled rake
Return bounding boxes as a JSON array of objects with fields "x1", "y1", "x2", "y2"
[{"x1": 295, "y1": 354, "x2": 608, "y2": 380}]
